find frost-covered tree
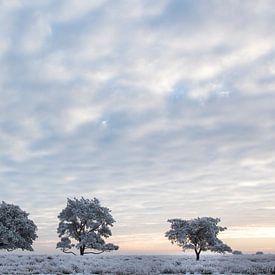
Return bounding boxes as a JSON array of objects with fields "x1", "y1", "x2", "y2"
[
  {"x1": 57, "y1": 197, "x2": 119, "y2": 256},
  {"x1": 0, "y1": 201, "x2": 37, "y2": 251},
  {"x1": 165, "y1": 217, "x2": 232, "y2": 260}
]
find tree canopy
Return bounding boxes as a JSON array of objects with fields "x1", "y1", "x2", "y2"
[
  {"x1": 165, "y1": 217, "x2": 232, "y2": 260},
  {"x1": 57, "y1": 197, "x2": 119, "y2": 255},
  {"x1": 0, "y1": 201, "x2": 38, "y2": 252}
]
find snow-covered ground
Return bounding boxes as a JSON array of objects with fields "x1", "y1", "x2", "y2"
[{"x1": 0, "y1": 254, "x2": 274, "y2": 274}]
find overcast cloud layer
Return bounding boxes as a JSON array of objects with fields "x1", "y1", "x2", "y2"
[{"x1": 0, "y1": 0, "x2": 275, "y2": 253}]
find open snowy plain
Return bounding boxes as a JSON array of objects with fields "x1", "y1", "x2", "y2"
[{"x1": 0, "y1": 254, "x2": 274, "y2": 274}]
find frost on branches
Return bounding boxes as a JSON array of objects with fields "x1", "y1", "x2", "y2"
[
  {"x1": 56, "y1": 197, "x2": 119, "y2": 256},
  {"x1": 0, "y1": 201, "x2": 38, "y2": 252},
  {"x1": 165, "y1": 217, "x2": 232, "y2": 260}
]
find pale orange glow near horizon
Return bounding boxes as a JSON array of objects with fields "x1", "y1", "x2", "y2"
[{"x1": 32, "y1": 226, "x2": 275, "y2": 254}]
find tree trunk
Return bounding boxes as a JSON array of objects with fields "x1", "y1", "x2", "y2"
[
  {"x1": 80, "y1": 246, "x2": 85, "y2": 256},
  {"x1": 196, "y1": 251, "x2": 200, "y2": 261},
  {"x1": 194, "y1": 248, "x2": 200, "y2": 261}
]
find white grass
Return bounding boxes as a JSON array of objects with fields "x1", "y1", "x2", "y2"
[{"x1": 0, "y1": 254, "x2": 274, "y2": 274}]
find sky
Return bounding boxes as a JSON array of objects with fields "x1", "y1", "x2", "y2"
[{"x1": 0, "y1": 0, "x2": 275, "y2": 254}]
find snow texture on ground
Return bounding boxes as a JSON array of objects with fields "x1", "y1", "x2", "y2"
[{"x1": 0, "y1": 254, "x2": 274, "y2": 274}]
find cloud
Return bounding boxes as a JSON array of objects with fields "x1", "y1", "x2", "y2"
[
  {"x1": 51, "y1": 0, "x2": 106, "y2": 23},
  {"x1": 19, "y1": 13, "x2": 52, "y2": 54},
  {"x1": 0, "y1": 0, "x2": 275, "y2": 253},
  {"x1": 63, "y1": 106, "x2": 101, "y2": 132}
]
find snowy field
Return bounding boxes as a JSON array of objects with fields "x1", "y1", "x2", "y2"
[{"x1": 0, "y1": 254, "x2": 275, "y2": 274}]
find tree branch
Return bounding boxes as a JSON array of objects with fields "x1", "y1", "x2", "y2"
[
  {"x1": 88, "y1": 223, "x2": 101, "y2": 233},
  {"x1": 62, "y1": 248, "x2": 76, "y2": 255},
  {"x1": 84, "y1": 250, "x2": 104, "y2": 255}
]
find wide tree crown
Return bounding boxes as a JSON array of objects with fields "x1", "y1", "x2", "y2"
[
  {"x1": 166, "y1": 217, "x2": 231, "y2": 253},
  {"x1": 57, "y1": 197, "x2": 118, "y2": 255},
  {"x1": 0, "y1": 201, "x2": 37, "y2": 251},
  {"x1": 57, "y1": 197, "x2": 115, "y2": 238}
]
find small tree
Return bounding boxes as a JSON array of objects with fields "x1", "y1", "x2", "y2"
[
  {"x1": 165, "y1": 217, "x2": 232, "y2": 260},
  {"x1": 0, "y1": 201, "x2": 37, "y2": 251},
  {"x1": 57, "y1": 197, "x2": 119, "y2": 255}
]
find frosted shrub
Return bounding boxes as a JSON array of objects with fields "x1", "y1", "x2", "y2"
[
  {"x1": 232, "y1": 250, "x2": 243, "y2": 255},
  {"x1": 256, "y1": 251, "x2": 264, "y2": 255}
]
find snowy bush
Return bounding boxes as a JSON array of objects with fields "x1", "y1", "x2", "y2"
[
  {"x1": 232, "y1": 250, "x2": 243, "y2": 255},
  {"x1": 0, "y1": 201, "x2": 37, "y2": 252},
  {"x1": 256, "y1": 251, "x2": 264, "y2": 255}
]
